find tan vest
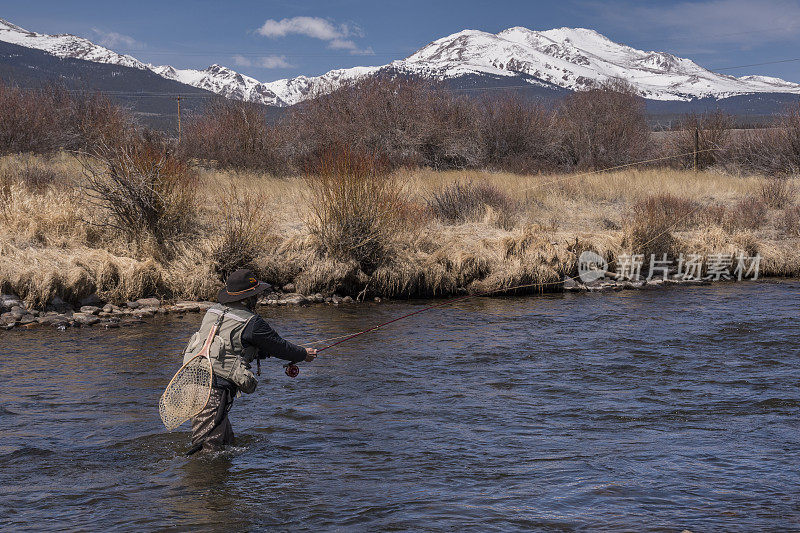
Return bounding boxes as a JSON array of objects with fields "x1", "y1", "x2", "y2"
[{"x1": 182, "y1": 303, "x2": 259, "y2": 393}]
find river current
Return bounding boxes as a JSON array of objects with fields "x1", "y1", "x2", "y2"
[{"x1": 1, "y1": 280, "x2": 798, "y2": 531}]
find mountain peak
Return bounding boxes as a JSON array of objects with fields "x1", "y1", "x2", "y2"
[
  {"x1": 0, "y1": 18, "x2": 32, "y2": 34},
  {"x1": 0, "y1": 16, "x2": 798, "y2": 107},
  {"x1": 0, "y1": 18, "x2": 147, "y2": 71}
]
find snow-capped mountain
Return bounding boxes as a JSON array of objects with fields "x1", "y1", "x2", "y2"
[
  {"x1": 0, "y1": 18, "x2": 148, "y2": 70},
  {"x1": 391, "y1": 27, "x2": 800, "y2": 101},
  {"x1": 151, "y1": 63, "x2": 381, "y2": 107},
  {"x1": 151, "y1": 63, "x2": 291, "y2": 106},
  {"x1": 2, "y1": 17, "x2": 799, "y2": 107}
]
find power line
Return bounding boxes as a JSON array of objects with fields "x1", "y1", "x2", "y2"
[
  {"x1": 714, "y1": 57, "x2": 800, "y2": 71},
  {"x1": 622, "y1": 23, "x2": 800, "y2": 50},
  {"x1": 96, "y1": 23, "x2": 800, "y2": 59}
]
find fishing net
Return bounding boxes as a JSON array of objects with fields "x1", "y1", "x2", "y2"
[{"x1": 159, "y1": 353, "x2": 213, "y2": 431}]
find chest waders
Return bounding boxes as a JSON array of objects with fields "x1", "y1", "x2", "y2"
[{"x1": 184, "y1": 309, "x2": 238, "y2": 457}]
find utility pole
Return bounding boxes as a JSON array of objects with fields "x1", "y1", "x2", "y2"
[
  {"x1": 693, "y1": 127, "x2": 699, "y2": 172},
  {"x1": 176, "y1": 96, "x2": 182, "y2": 143}
]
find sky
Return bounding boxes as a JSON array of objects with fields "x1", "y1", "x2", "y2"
[{"x1": 3, "y1": 0, "x2": 800, "y2": 83}]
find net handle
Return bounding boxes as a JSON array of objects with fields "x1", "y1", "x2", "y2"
[
  {"x1": 199, "y1": 323, "x2": 219, "y2": 361},
  {"x1": 159, "y1": 309, "x2": 226, "y2": 431}
]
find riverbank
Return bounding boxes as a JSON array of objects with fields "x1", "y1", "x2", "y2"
[
  {"x1": 0, "y1": 152, "x2": 798, "y2": 324},
  {"x1": 0, "y1": 274, "x2": 740, "y2": 331},
  {"x1": 0, "y1": 290, "x2": 358, "y2": 331}
]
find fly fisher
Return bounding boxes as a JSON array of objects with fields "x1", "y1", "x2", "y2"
[{"x1": 161, "y1": 268, "x2": 317, "y2": 455}]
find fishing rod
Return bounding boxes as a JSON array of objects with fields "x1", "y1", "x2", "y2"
[{"x1": 282, "y1": 148, "x2": 723, "y2": 377}]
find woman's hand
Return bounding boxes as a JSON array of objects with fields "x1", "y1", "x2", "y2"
[{"x1": 304, "y1": 348, "x2": 318, "y2": 362}]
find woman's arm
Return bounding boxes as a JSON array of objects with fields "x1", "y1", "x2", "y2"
[{"x1": 241, "y1": 316, "x2": 315, "y2": 362}]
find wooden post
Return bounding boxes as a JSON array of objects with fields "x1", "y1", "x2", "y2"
[
  {"x1": 693, "y1": 127, "x2": 699, "y2": 172},
  {"x1": 176, "y1": 96, "x2": 182, "y2": 143}
]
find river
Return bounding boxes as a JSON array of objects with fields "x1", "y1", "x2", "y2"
[{"x1": 1, "y1": 280, "x2": 798, "y2": 531}]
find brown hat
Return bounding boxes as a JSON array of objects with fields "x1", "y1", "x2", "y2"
[{"x1": 218, "y1": 268, "x2": 270, "y2": 304}]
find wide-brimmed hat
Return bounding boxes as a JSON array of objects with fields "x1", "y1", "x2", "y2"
[{"x1": 218, "y1": 268, "x2": 270, "y2": 304}]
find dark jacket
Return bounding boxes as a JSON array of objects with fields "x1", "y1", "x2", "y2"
[{"x1": 240, "y1": 309, "x2": 308, "y2": 363}]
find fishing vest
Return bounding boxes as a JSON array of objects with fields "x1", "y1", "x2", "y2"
[{"x1": 182, "y1": 303, "x2": 259, "y2": 393}]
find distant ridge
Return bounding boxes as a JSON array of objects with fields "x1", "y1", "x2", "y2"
[{"x1": 1, "y1": 16, "x2": 798, "y2": 119}]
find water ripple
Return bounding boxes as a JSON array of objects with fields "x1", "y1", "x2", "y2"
[{"x1": 0, "y1": 280, "x2": 798, "y2": 531}]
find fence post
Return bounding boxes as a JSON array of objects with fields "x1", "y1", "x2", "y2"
[{"x1": 693, "y1": 127, "x2": 699, "y2": 172}]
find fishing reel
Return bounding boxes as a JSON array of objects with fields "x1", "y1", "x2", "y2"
[{"x1": 284, "y1": 363, "x2": 300, "y2": 378}]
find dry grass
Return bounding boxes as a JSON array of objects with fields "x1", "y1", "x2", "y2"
[
  {"x1": 427, "y1": 180, "x2": 520, "y2": 229},
  {"x1": 1, "y1": 152, "x2": 798, "y2": 308}
]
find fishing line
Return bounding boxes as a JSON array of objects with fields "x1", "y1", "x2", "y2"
[
  {"x1": 515, "y1": 148, "x2": 721, "y2": 196},
  {"x1": 300, "y1": 148, "x2": 724, "y2": 355}
]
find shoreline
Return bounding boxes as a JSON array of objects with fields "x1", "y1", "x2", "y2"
[
  {"x1": 0, "y1": 276, "x2": 782, "y2": 331},
  {"x1": 2, "y1": 155, "x2": 798, "y2": 318}
]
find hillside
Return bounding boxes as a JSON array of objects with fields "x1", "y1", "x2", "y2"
[{"x1": 0, "y1": 40, "x2": 220, "y2": 131}]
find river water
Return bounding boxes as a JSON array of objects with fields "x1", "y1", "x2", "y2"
[{"x1": 1, "y1": 281, "x2": 798, "y2": 531}]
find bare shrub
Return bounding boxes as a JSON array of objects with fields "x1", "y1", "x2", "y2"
[
  {"x1": 182, "y1": 98, "x2": 287, "y2": 173},
  {"x1": 671, "y1": 111, "x2": 733, "y2": 169},
  {"x1": 20, "y1": 164, "x2": 63, "y2": 192},
  {"x1": 698, "y1": 203, "x2": 728, "y2": 227},
  {"x1": 305, "y1": 147, "x2": 406, "y2": 274},
  {"x1": 724, "y1": 103, "x2": 800, "y2": 175},
  {"x1": 725, "y1": 197, "x2": 767, "y2": 230},
  {"x1": 0, "y1": 84, "x2": 62, "y2": 154},
  {"x1": 62, "y1": 90, "x2": 138, "y2": 152},
  {"x1": 557, "y1": 80, "x2": 652, "y2": 170},
  {"x1": 287, "y1": 77, "x2": 482, "y2": 171},
  {"x1": 631, "y1": 194, "x2": 702, "y2": 230},
  {"x1": 417, "y1": 88, "x2": 484, "y2": 169},
  {"x1": 0, "y1": 83, "x2": 137, "y2": 155},
  {"x1": 211, "y1": 184, "x2": 272, "y2": 279},
  {"x1": 723, "y1": 128, "x2": 782, "y2": 175},
  {"x1": 0, "y1": 159, "x2": 66, "y2": 194},
  {"x1": 758, "y1": 177, "x2": 794, "y2": 209},
  {"x1": 428, "y1": 181, "x2": 518, "y2": 228},
  {"x1": 780, "y1": 102, "x2": 800, "y2": 174},
  {"x1": 82, "y1": 140, "x2": 197, "y2": 248},
  {"x1": 479, "y1": 93, "x2": 559, "y2": 173}
]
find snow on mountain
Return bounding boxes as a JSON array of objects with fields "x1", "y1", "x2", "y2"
[
  {"x1": 2, "y1": 17, "x2": 799, "y2": 107},
  {"x1": 151, "y1": 63, "x2": 290, "y2": 106},
  {"x1": 0, "y1": 18, "x2": 148, "y2": 70},
  {"x1": 264, "y1": 66, "x2": 382, "y2": 106},
  {"x1": 392, "y1": 26, "x2": 800, "y2": 101}
]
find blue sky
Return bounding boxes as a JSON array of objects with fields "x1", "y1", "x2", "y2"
[{"x1": 4, "y1": 0, "x2": 800, "y2": 82}]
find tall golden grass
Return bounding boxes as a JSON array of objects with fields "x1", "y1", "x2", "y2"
[{"x1": 0, "y1": 152, "x2": 798, "y2": 308}]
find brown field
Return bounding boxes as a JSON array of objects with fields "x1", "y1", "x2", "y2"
[{"x1": 1, "y1": 151, "x2": 798, "y2": 309}]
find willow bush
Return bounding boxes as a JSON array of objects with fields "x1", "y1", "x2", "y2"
[
  {"x1": 82, "y1": 140, "x2": 197, "y2": 250},
  {"x1": 305, "y1": 147, "x2": 406, "y2": 274}
]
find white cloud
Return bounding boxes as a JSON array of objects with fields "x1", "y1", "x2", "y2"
[
  {"x1": 233, "y1": 54, "x2": 293, "y2": 69},
  {"x1": 255, "y1": 16, "x2": 372, "y2": 55},
  {"x1": 257, "y1": 16, "x2": 345, "y2": 40},
  {"x1": 90, "y1": 28, "x2": 143, "y2": 49}
]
